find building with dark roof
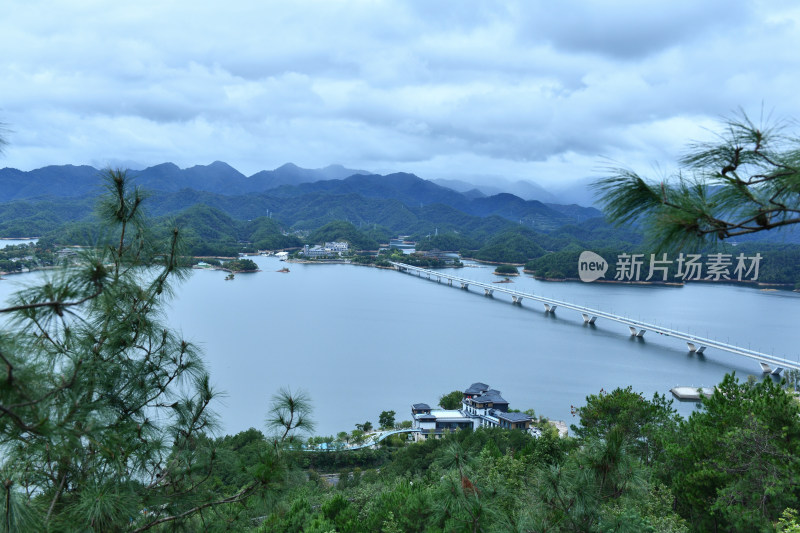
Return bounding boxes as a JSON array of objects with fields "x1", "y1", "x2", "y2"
[
  {"x1": 411, "y1": 382, "x2": 536, "y2": 440},
  {"x1": 411, "y1": 403, "x2": 432, "y2": 415},
  {"x1": 464, "y1": 382, "x2": 490, "y2": 397}
]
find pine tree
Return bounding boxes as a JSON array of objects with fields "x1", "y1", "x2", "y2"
[
  {"x1": 595, "y1": 110, "x2": 800, "y2": 250},
  {"x1": 0, "y1": 170, "x2": 263, "y2": 531}
]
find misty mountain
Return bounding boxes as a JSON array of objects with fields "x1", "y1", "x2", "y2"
[
  {"x1": 432, "y1": 177, "x2": 559, "y2": 203},
  {"x1": 267, "y1": 173, "x2": 601, "y2": 230},
  {"x1": 0, "y1": 163, "x2": 605, "y2": 237},
  {"x1": 247, "y1": 163, "x2": 370, "y2": 191},
  {"x1": 549, "y1": 177, "x2": 602, "y2": 207},
  {"x1": 267, "y1": 172, "x2": 472, "y2": 210}
]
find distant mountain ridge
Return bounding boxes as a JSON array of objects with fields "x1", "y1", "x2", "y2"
[
  {"x1": 0, "y1": 162, "x2": 371, "y2": 201},
  {"x1": 0, "y1": 162, "x2": 603, "y2": 227}
]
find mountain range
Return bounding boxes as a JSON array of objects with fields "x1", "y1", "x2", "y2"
[
  {"x1": 0, "y1": 162, "x2": 603, "y2": 234},
  {"x1": 0, "y1": 161, "x2": 591, "y2": 205},
  {"x1": 0, "y1": 162, "x2": 370, "y2": 202},
  {"x1": 2, "y1": 162, "x2": 797, "y2": 247}
]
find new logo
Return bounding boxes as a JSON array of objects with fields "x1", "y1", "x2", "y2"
[{"x1": 578, "y1": 251, "x2": 608, "y2": 282}]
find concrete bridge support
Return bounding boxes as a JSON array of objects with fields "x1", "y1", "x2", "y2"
[
  {"x1": 448, "y1": 280, "x2": 452, "y2": 286},
  {"x1": 544, "y1": 304, "x2": 557, "y2": 313},
  {"x1": 628, "y1": 327, "x2": 646, "y2": 337},
  {"x1": 512, "y1": 295, "x2": 523, "y2": 304},
  {"x1": 759, "y1": 362, "x2": 784, "y2": 375},
  {"x1": 484, "y1": 288, "x2": 494, "y2": 296},
  {"x1": 460, "y1": 282, "x2": 469, "y2": 290},
  {"x1": 582, "y1": 313, "x2": 598, "y2": 324},
  {"x1": 687, "y1": 343, "x2": 706, "y2": 354}
]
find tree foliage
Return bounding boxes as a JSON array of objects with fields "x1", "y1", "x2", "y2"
[
  {"x1": 0, "y1": 170, "x2": 293, "y2": 531},
  {"x1": 379, "y1": 410, "x2": 396, "y2": 429},
  {"x1": 572, "y1": 386, "x2": 680, "y2": 465},
  {"x1": 663, "y1": 374, "x2": 800, "y2": 532},
  {"x1": 267, "y1": 387, "x2": 316, "y2": 442},
  {"x1": 595, "y1": 110, "x2": 800, "y2": 250},
  {"x1": 439, "y1": 390, "x2": 463, "y2": 410}
]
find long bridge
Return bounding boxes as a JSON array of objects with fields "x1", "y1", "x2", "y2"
[{"x1": 391, "y1": 262, "x2": 800, "y2": 374}]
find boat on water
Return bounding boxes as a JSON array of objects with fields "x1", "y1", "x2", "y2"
[{"x1": 275, "y1": 251, "x2": 289, "y2": 261}]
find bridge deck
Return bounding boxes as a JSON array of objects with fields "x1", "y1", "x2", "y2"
[
  {"x1": 304, "y1": 428, "x2": 420, "y2": 452},
  {"x1": 390, "y1": 262, "x2": 800, "y2": 372}
]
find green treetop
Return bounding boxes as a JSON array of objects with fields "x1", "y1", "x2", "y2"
[
  {"x1": 595, "y1": 110, "x2": 800, "y2": 250},
  {"x1": 439, "y1": 390, "x2": 463, "y2": 410}
]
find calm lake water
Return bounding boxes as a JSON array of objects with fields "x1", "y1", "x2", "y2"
[
  {"x1": 0, "y1": 238, "x2": 37, "y2": 249},
  {"x1": 2, "y1": 256, "x2": 799, "y2": 437}
]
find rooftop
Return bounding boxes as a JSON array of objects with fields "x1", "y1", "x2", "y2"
[
  {"x1": 429, "y1": 409, "x2": 472, "y2": 422},
  {"x1": 464, "y1": 382, "x2": 490, "y2": 394},
  {"x1": 412, "y1": 403, "x2": 431, "y2": 410},
  {"x1": 496, "y1": 411, "x2": 532, "y2": 423},
  {"x1": 472, "y1": 389, "x2": 508, "y2": 404}
]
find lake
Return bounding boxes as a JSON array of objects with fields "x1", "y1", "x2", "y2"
[{"x1": 2, "y1": 255, "x2": 798, "y2": 437}]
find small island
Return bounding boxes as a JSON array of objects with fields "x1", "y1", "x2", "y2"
[
  {"x1": 222, "y1": 258, "x2": 260, "y2": 273},
  {"x1": 493, "y1": 264, "x2": 519, "y2": 276}
]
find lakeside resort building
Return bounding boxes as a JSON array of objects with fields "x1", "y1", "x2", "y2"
[
  {"x1": 301, "y1": 241, "x2": 350, "y2": 258},
  {"x1": 411, "y1": 382, "x2": 538, "y2": 440}
]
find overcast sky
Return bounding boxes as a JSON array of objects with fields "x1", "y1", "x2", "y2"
[{"x1": 2, "y1": 0, "x2": 799, "y2": 187}]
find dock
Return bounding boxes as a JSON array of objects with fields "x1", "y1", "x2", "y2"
[{"x1": 670, "y1": 386, "x2": 715, "y2": 400}]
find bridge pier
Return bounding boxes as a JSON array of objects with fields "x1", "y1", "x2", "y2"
[
  {"x1": 460, "y1": 282, "x2": 469, "y2": 290},
  {"x1": 544, "y1": 304, "x2": 557, "y2": 313},
  {"x1": 512, "y1": 295, "x2": 523, "y2": 304},
  {"x1": 759, "y1": 362, "x2": 784, "y2": 375},
  {"x1": 687, "y1": 342, "x2": 706, "y2": 354},
  {"x1": 448, "y1": 279, "x2": 452, "y2": 286},
  {"x1": 484, "y1": 288, "x2": 493, "y2": 296},
  {"x1": 628, "y1": 327, "x2": 646, "y2": 337},
  {"x1": 582, "y1": 313, "x2": 597, "y2": 324}
]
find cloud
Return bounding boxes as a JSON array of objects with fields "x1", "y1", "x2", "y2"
[{"x1": 1, "y1": 0, "x2": 799, "y2": 186}]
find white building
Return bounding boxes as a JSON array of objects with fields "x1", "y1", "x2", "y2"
[
  {"x1": 302, "y1": 241, "x2": 349, "y2": 258},
  {"x1": 411, "y1": 382, "x2": 535, "y2": 440},
  {"x1": 324, "y1": 241, "x2": 349, "y2": 253}
]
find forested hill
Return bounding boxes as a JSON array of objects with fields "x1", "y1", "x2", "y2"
[
  {"x1": 0, "y1": 163, "x2": 604, "y2": 237},
  {"x1": 3, "y1": 163, "x2": 800, "y2": 276}
]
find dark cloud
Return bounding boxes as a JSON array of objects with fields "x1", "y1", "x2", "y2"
[{"x1": 514, "y1": 0, "x2": 753, "y2": 59}]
